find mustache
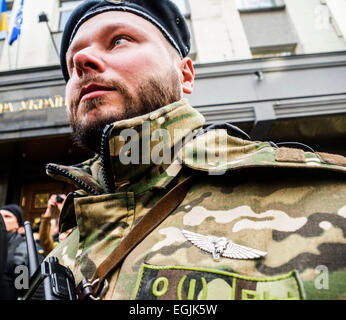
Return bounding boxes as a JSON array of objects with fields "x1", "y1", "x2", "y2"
[{"x1": 70, "y1": 74, "x2": 128, "y2": 106}]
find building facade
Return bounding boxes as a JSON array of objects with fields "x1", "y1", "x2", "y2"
[{"x1": 0, "y1": 0, "x2": 345, "y2": 222}]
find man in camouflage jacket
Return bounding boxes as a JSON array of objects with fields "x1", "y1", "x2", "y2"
[{"x1": 46, "y1": 0, "x2": 346, "y2": 300}]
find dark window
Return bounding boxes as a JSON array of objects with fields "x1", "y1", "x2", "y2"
[{"x1": 238, "y1": 1, "x2": 297, "y2": 57}]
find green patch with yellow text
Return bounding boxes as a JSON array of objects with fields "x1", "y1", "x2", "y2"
[{"x1": 134, "y1": 264, "x2": 306, "y2": 300}]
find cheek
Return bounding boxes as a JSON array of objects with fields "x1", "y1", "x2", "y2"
[
  {"x1": 65, "y1": 82, "x2": 73, "y2": 103},
  {"x1": 5, "y1": 218, "x2": 15, "y2": 229},
  {"x1": 114, "y1": 50, "x2": 165, "y2": 79},
  {"x1": 65, "y1": 82, "x2": 76, "y2": 115}
]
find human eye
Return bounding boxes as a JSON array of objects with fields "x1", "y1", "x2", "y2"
[{"x1": 111, "y1": 35, "x2": 131, "y2": 48}]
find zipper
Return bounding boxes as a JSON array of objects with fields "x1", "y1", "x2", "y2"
[
  {"x1": 46, "y1": 164, "x2": 100, "y2": 196},
  {"x1": 100, "y1": 124, "x2": 115, "y2": 194}
]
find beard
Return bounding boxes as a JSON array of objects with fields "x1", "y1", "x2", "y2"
[{"x1": 68, "y1": 70, "x2": 182, "y2": 154}]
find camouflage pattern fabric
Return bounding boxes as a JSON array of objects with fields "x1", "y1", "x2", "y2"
[
  {"x1": 267, "y1": 114, "x2": 346, "y2": 141},
  {"x1": 46, "y1": 99, "x2": 346, "y2": 300}
]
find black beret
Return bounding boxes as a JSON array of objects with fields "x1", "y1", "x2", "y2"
[
  {"x1": 1, "y1": 204, "x2": 24, "y2": 227},
  {"x1": 60, "y1": 0, "x2": 191, "y2": 82}
]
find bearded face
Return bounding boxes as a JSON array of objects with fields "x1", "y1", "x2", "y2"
[
  {"x1": 65, "y1": 11, "x2": 194, "y2": 154},
  {"x1": 67, "y1": 70, "x2": 181, "y2": 153}
]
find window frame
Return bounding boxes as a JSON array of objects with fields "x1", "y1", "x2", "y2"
[
  {"x1": 250, "y1": 43, "x2": 297, "y2": 58},
  {"x1": 238, "y1": 1, "x2": 297, "y2": 59},
  {"x1": 58, "y1": 0, "x2": 83, "y2": 32},
  {"x1": 236, "y1": 0, "x2": 285, "y2": 13}
]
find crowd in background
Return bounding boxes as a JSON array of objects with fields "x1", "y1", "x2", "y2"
[{"x1": 0, "y1": 194, "x2": 69, "y2": 300}]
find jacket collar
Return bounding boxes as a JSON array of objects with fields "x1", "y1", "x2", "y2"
[
  {"x1": 105, "y1": 98, "x2": 205, "y2": 193},
  {"x1": 46, "y1": 99, "x2": 205, "y2": 196}
]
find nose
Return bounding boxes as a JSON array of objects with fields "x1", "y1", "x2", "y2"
[{"x1": 73, "y1": 47, "x2": 106, "y2": 78}]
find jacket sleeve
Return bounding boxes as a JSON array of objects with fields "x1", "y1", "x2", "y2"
[
  {"x1": 13, "y1": 239, "x2": 28, "y2": 267},
  {"x1": 39, "y1": 216, "x2": 55, "y2": 256}
]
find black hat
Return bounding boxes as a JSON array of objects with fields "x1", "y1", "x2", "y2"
[
  {"x1": 0, "y1": 204, "x2": 24, "y2": 227},
  {"x1": 60, "y1": 0, "x2": 191, "y2": 82}
]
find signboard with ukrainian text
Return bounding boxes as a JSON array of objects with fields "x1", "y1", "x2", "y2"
[
  {"x1": 0, "y1": 93, "x2": 71, "y2": 141},
  {"x1": 0, "y1": 66, "x2": 71, "y2": 141},
  {"x1": 0, "y1": 94, "x2": 67, "y2": 114}
]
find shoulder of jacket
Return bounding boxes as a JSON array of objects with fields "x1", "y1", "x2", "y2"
[
  {"x1": 9, "y1": 233, "x2": 25, "y2": 246},
  {"x1": 177, "y1": 129, "x2": 346, "y2": 175},
  {"x1": 46, "y1": 227, "x2": 79, "y2": 261}
]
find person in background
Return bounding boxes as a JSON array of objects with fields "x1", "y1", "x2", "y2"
[
  {"x1": 39, "y1": 194, "x2": 66, "y2": 256},
  {"x1": 0, "y1": 204, "x2": 28, "y2": 300},
  {"x1": 31, "y1": 218, "x2": 46, "y2": 262},
  {"x1": 0, "y1": 214, "x2": 7, "y2": 293}
]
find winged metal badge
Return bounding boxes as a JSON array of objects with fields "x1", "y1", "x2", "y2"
[{"x1": 182, "y1": 230, "x2": 267, "y2": 261}]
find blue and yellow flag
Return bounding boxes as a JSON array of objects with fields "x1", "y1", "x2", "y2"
[
  {"x1": 0, "y1": 0, "x2": 8, "y2": 32},
  {"x1": 9, "y1": 0, "x2": 24, "y2": 45}
]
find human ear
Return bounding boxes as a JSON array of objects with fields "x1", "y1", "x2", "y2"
[{"x1": 179, "y1": 57, "x2": 194, "y2": 94}]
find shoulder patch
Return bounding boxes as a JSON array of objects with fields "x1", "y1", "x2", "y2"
[
  {"x1": 178, "y1": 130, "x2": 346, "y2": 174},
  {"x1": 134, "y1": 264, "x2": 305, "y2": 300},
  {"x1": 317, "y1": 152, "x2": 346, "y2": 167},
  {"x1": 276, "y1": 147, "x2": 305, "y2": 163}
]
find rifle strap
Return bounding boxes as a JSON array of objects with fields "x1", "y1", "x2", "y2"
[{"x1": 76, "y1": 175, "x2": 194, "y2": 300}]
